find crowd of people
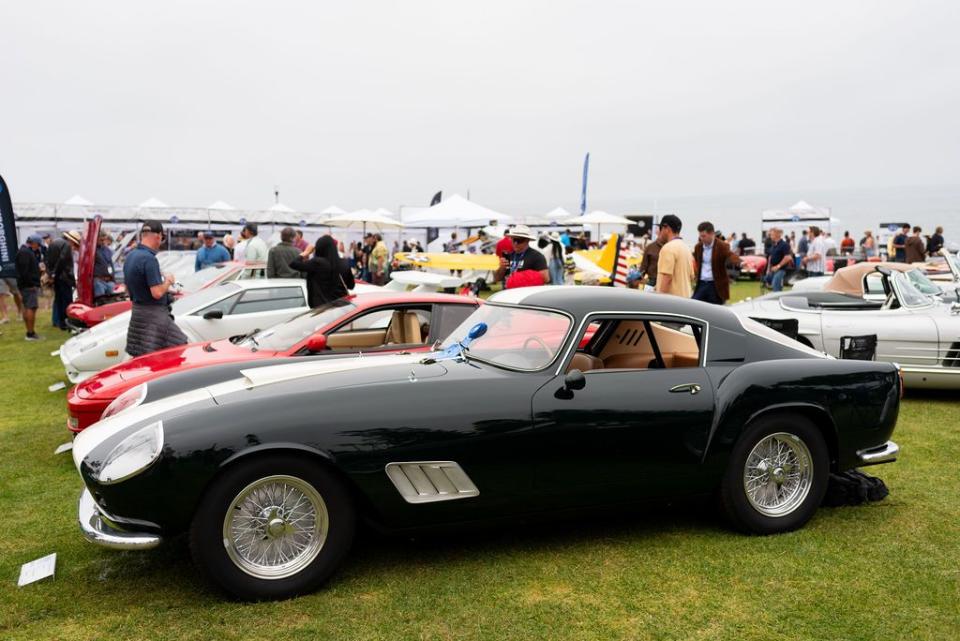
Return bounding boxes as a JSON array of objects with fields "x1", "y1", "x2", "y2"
[{"x1": 5, "y1": 215, "x2": 950, "y2": 342}]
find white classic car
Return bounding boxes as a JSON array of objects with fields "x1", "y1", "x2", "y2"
[
  {"x1": 60, "y1": 279, "x2": 378, "y2": 383},
  {"x1": 789, "y1": 261, "x2": 959, "y2": 303},
  {"x1": 733, "y1": 265, "x2": 960, "y2": 389}
]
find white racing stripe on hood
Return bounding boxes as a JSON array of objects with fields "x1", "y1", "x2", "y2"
[{"x1": 238, "y1": 353, "x2": 428, "y2": 389}]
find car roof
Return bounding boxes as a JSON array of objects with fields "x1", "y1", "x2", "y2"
[
  {"x1": 347, "y1": 291, "x2": 480, "y2": 306},
  {"x1": 489, "y1": 285, "x2": 743, "y2": 330},
  {"x1": 223, "y1": 278, "x2": 307, "y2": 289}
]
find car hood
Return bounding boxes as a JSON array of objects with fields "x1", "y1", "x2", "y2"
[
  {"x1": 214, "y1": 353, "x2": 444, "y2": 402},
  {"x1": 75, "y1": 339, "x2": 267, "y2": 399}
]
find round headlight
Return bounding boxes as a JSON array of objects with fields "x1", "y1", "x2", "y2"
[
  {"x1": 102, "y1": 383, "x2": 147, "y2": 419},
  {"x1": 96, "y1": 421, "x2": 164, "y2": 484}
]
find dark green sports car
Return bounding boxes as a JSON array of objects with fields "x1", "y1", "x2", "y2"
[{"x1": 74, "y1": 286, "x2": 901, "y2": 600}]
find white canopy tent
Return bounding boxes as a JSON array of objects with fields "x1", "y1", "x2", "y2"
[
  {"x1": 321, "y1": 205, "x2": 348, "y2": 216},
  {"x1": 563, "y1": 211, "x2": 632, "y2": 226},
  {"x1": 401, "y1": 194, "x2": 511, "y2": 227},
  {"x1": 64, "y1": 194, "x2": 93, "y2": 206},
  {"x1": 762, "y1": 200, "x2": 836, "y2": 235}
]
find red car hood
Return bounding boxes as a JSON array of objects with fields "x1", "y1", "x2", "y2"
[
  {"x1": 74, "y1": 339, "x2": 278, "y2": 399},
  {"x1": 75, "y1": 216, "x2": 101, "y2": 306}
]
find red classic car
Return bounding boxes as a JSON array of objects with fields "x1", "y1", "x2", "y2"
[{"x1": 66, "y1": 292, "x2": 481, "y2": 432}]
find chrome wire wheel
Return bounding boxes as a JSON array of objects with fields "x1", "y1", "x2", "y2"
[
  {"x1": 222, "y1": 474, "x2": 329, "y2": 580},
  {"x1": 743, "y1": 432, "x2": 813, "y2": 517}
]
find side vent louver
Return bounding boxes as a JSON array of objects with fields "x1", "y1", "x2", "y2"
[{"x1": 385, "y1": 461, "x2": 480, "y2": 504}]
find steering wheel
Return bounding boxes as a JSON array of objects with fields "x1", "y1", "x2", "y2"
[{"x1": 522, "y1": 335, "x2": 552, "y2": 357}]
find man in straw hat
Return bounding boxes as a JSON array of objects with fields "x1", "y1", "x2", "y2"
[
  {"x1": 45, "y1": 230, "x2": 81, "y2": 330},
  {"x1": 123, "y1": 221, "x2": 188, "y2": 357},
  {"x1": 494, "y1": 224, "x2": 550, "y2": 289}
]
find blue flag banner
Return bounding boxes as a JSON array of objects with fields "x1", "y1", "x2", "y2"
[
  {"x1": 580, "y1": 153, "x2": 590, "y2": 215},
  {"x1": 0, "y1": 174, "x2": 18, "y2": 279}
]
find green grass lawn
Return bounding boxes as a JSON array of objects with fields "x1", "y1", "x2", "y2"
[{"x1": 0, "y1": 287, "x2": 957, "y2": 641}]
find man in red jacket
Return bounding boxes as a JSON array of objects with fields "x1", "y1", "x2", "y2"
[{"x1": 692, "y1": 221, "x2": 740, "y2": 305}]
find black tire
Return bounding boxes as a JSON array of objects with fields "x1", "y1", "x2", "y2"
[
  {"x1": 189, "y1": 454, "x2": 356, "y2": 601},
  {"x1": 719, "y1": 413, "x2": 829, "y2": 535}
]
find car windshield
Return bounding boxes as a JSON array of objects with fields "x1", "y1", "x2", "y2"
[
  {"x1": 905, "y1": 269, "x2": 941, "y2": 295},
  {"x1": 237, "y1": 299, "x2": 357, "y2": 351},
  {"x1": 439, "y1": 304, "x2": 571, "y2": 371},
  {"x1": 171, "y1": 282, "x2": 242, "y2": 315},
  {"x1": 176, "y1": 263, "x2": 234, "y2": 292},
  {"x1": 892, "y1": 271, "x2": 932, "y2": 308}
]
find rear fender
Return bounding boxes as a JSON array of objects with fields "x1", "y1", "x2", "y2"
[{"x1": 704, "y1": 359, "x2": 897, "y2": 473}]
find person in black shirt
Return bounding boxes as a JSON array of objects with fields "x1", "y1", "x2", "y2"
[
  {"x1": 15, "y1": 235, "x2": 43, "y2": 340},
  {"x1": 494, "y1": 225, "x2": 550, "y2": 288},
  {"x1": 290, "y1": 235, "x2": 355, "y2": 307},
  {"x1": 926, "y1": 226, "x2": 945, "y2": 256},
  {"x1": 123, "y1": 221, "x2": 188, "y2": 357}
]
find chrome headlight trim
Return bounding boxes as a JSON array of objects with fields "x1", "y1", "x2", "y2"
[
  {"x1": 95, "y1": 420, "x2": 164, "y2": 485},
  {"x1": 102, "y1": 383, "x2": 148, "y2": 420}
]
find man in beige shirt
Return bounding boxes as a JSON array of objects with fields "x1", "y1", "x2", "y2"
[{"x1": 655, "y1": 214, "x2": 695, "y2": 298}]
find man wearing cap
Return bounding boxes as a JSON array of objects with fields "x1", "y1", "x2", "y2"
[
  {"x1": 15, "y1": 235, "x2": 44, "y2": 340},
  {"x1": 655, "y1": 214, "x2": 695, "y2": 298},
  {"x1": 123, "y1": 221, "x2": 188, "y2": 357},
  {"x1": 194, "y1": 231, "x2": 231, "y2": 271},
  {"x1": 494, "y1": 225, "x2": 550, "y2": 288}
]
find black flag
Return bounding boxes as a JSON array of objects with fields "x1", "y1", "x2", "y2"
[
  {"x1": 430, "y1": 191, "x2": 442, "y2": 206},
  {"x1": 0, "y1": 174, "x2": 18, "y2": 279}
]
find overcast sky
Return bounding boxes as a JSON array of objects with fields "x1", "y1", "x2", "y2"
[{"x1": 3, "y1": 0, "x2": 958, "y2": 214}]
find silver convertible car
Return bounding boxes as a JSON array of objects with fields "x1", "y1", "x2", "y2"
[{"x1": 733, "y1": 265, "x2": 960, "y2": 389}]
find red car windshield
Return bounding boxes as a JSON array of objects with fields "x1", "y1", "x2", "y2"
[
  {"x1": 440, "y1": 304, "x2": 571, "y2": 371},
  {"x1": 239, "y1": 299, "x2": 358, "y2": 352}
]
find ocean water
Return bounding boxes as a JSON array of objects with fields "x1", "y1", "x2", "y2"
[{"x1": 587, "y1": 184, "x2": 960, "y2": 248}]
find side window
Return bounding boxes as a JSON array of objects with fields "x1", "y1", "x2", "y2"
[
  {"x1": 326, "y1": 306, "x2": 431, "y2": 350},
  {"x1": 194, "y1": 292, "x2": 241, "y2": 317},
  {"x1": 864, "y1": 273, "x2": 886, "y2": 295},
  {"x1": 334, "y1": 308, "x2": 396, "y2": 333},
  {"x1": 231, "y1": 287, "x2": 306, "y2": 315},
  {"x1": 432, "y1": 304, "x2": 477, "y2": 343},
  {"x1": 569, "y1": 316, "x2": 703, "y2": 373}
]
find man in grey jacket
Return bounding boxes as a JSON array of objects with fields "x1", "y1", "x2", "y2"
[{"x1": 267, "y1": 227, "x2": 304, "y2": 279}]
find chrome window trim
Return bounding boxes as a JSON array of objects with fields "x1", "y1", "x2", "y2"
[
  {"x1": 458, "y1": 302, "x2": 576, "y2": 374},
  {"x1": 553, "y1": 310, "x2": 710, "y2": 377}
]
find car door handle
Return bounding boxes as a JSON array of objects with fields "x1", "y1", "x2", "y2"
[{"x1": 669, "y1": 383, "x2": 701, "y2": 395}]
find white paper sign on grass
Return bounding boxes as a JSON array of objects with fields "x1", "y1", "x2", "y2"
[
  {"x1": 48, "y1": 382, "x2": 66, "y2": 392},
  {"x1": 18, "y1": 553, "x2": 57, "y2": 587},
  {"x1": 54, "y1": 442, "x2": 74, "y2": 455}
]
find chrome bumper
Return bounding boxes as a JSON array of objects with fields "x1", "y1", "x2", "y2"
[
  {"x1": 78, "y1": 488, "x2": 162, "y2": 550},
  {"x1": 856, "y1": 440, "x2": 899, "y2": 466}
]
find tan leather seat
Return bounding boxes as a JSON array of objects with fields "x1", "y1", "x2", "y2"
[
  {"x1": 402, "y1": 312, "x2": 422, "y2": 344},
  {"x1": 603, "y1": 353, "x2": 652, "y2": 370},
  {"x1": 385, "y1": 311, "x2": 406, "y2": 344},
  {"x1": 567, "y1": 352, "x2": 603, "y2": 373},
  {"x1": 671, "y1": 352, "x2": 700, "y2": 368}
]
